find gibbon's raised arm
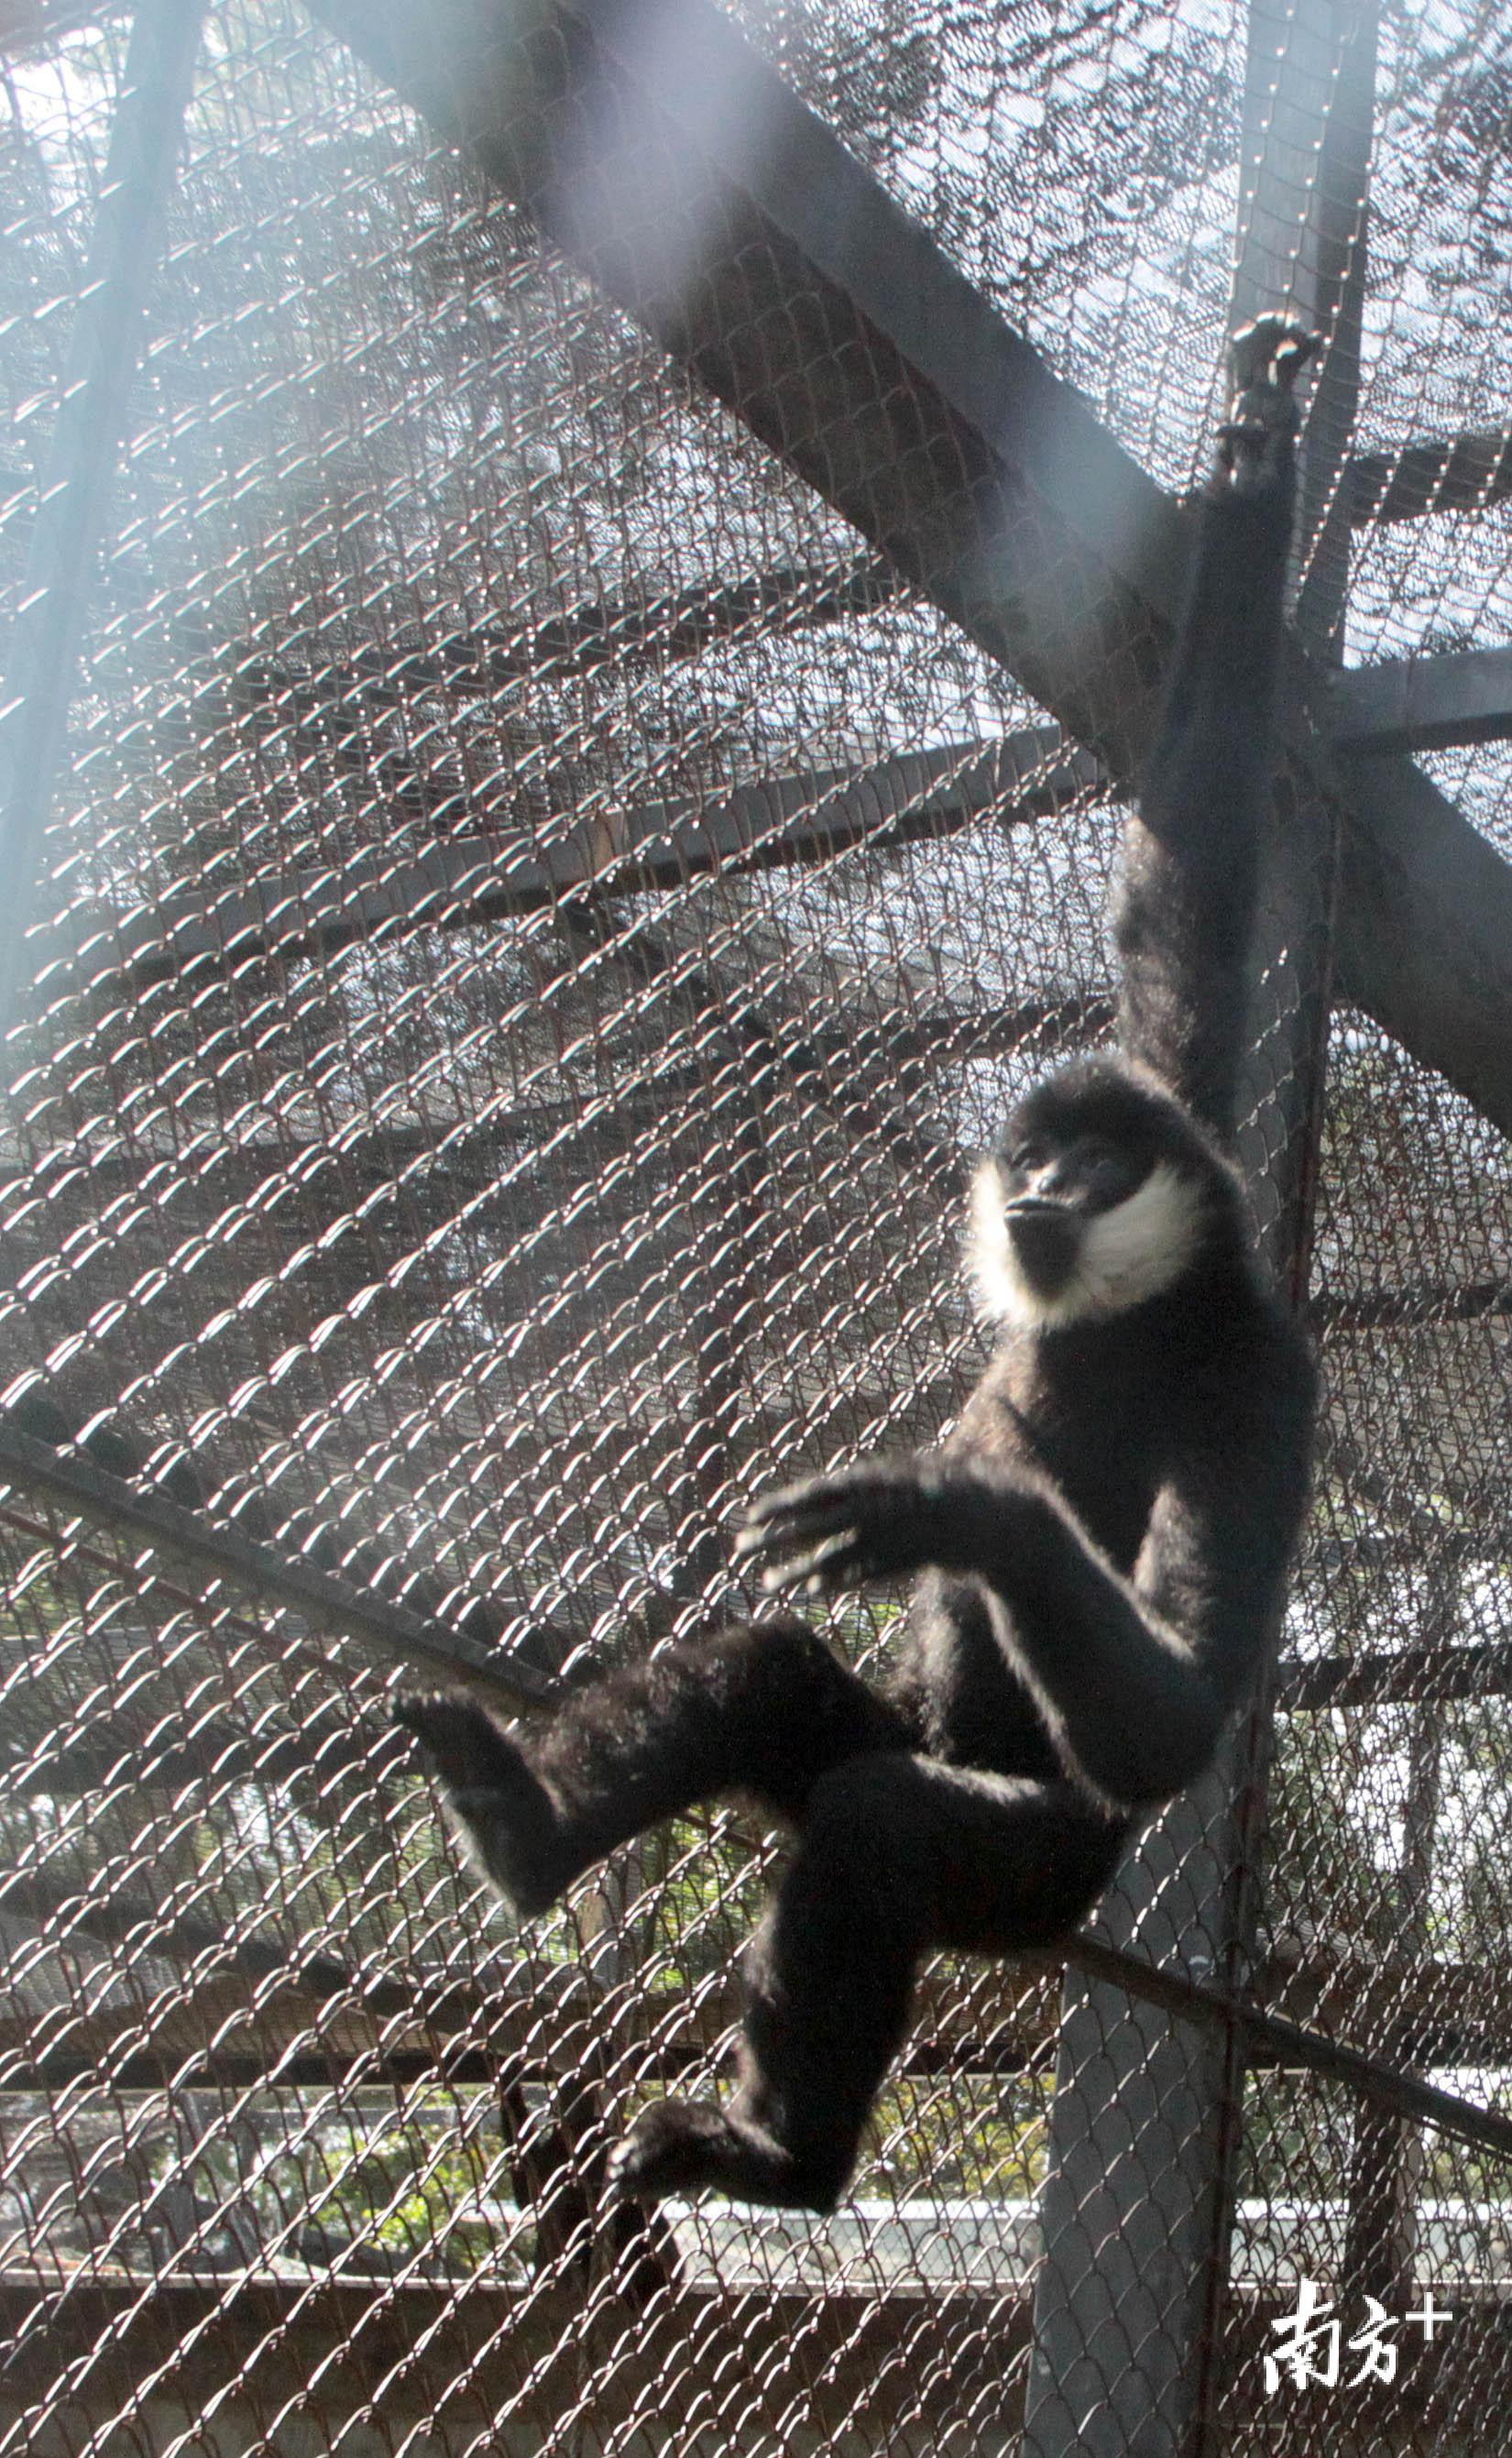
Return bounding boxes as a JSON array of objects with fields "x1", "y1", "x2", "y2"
[{"x1": 1115, "y1": 318, "x2": 1317, "y2": 1140}]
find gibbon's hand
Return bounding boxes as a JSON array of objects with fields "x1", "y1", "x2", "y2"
[{"x1": 734, "y1": 1458, "x2": 1001, "y2": 1597}]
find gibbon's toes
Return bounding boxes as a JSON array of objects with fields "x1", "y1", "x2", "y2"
[
  {"x1": 393, "y1": 1692, "x2": 506, "y2": 1786},
  {"x1": 608, "y1": 2101, "x2": 833, "y2": 2210},
  {"x1": 608, "y1": 2101, "x2": 731, "y2": 2198},
  {"x1": 395, "y1": 1693, "x2": 564, "y2": 1917}
]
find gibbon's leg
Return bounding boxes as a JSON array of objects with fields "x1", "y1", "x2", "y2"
[
  {"x1": 610, "y1": 1754, "x2": 1128, "y2": 2211},
  {"x1": 396, "y1": 1615, "x2": 915, "y2": 1918}
]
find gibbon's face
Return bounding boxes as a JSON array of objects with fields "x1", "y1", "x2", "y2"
[{"x1": 967, "y1": 1065, "x2": 1207, "y2": 1331}]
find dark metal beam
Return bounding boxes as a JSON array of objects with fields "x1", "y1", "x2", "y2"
[
  {"x1": 1333, "y1": 752, "x2": 1512, "y2": 1136},
  {"x1": 1309, "y1": 1277, "x2": 1512, "y2": 1329},
  {"x1": 204, "y1": 554, "x2": 901, "y2": 710},
  {"x1": 1069, "y1": 1937, "x2": 1512, "y2": 2167},
  {"x1": 309, "y1": 0, "x2": 1185, "y2": 774},
  {"x1": 1276, "y1": 1633, "x2": 1512, "y2": 1713},
  {"x1": 0, "y1": 1421, "x2": 554, "y2": 1714},
  {"x1": 1346, "y1": 428, "x2": 1512, "y2": 525},
  {"x1": 42, "y1": 728, "x2": 1101, "y2": 984},
  {"x1": 1028, "y1": 6, "x2": 1373, "y2": 2449},
  {"x1": 1332, "y1": 645, "x2": 1512, "y2": 754}
]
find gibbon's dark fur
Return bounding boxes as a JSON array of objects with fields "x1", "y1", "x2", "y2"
[{"x1": 398, "y1": 321, "x2": 1320, "y2": 2213}]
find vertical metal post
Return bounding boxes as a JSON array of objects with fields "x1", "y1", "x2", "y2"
[
  {"x1": 0, "y1": 0, "x2": 205, "y2": 1034},
  {"x1": 1191, "y1": 14, "x2": 1375, "y2": 2447},
  {"x1": 1022, "y1": 9, "x2": 1374, "y2": 2453},
  {"x1": 1340, "y1": 1580, "x2": 1449, "y2": 2310}
]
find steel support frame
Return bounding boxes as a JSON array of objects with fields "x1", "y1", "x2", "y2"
[{"x1": 310, "y1": 0, "x2": 1512, "y2": 1145}]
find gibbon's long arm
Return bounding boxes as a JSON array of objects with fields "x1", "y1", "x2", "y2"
[
  {"x1": 736, "y1": 1428, "x2": 1310, "y2": 1813},
  {"x1": 1114, "y1": 317, "x2": 1317, "y2": 1141},
  {"x1": 960, "y1": 1454, "x2": 1310, "y2": 1808}
]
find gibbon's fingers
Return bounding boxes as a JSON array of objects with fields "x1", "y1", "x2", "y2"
[
  {"x1": 736, "y1": 1503, "x2": 866, "y2": 1577},
  {"x1": 734, "y1": 1476, "x2": 884, "y2": 1564},
  {"x1": 393, "y1": 1692, "x2": 504, "y2": 1778},
  {"x1": 736, "y1": 1462, "x2": 917, "y2": 1550},
  {"x1": 757, "y1": 1527, "x2": 882, "y2": 1597},
  {"x1": 738, "y1": 1471, "x2": 938, "y2": 1594},
  {"x1": 737, "y1": 1469, "x2": 859, "y2": 1525},
  {"x1": 1228, "y1": 313, "x2": 1317, "y2": 395},
  {"x1": 1271, "y1": 326, "x2": 1320, "y2": 390},
  {"x1": 734, "y1": 1490, "x2": 848, "y2": 1559}
]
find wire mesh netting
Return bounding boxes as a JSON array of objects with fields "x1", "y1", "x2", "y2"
[{"x1": 2, "y1": 0, "x2": 1512, "y2": 2452}]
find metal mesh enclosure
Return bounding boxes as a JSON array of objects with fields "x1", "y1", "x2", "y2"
[{"x1": 2, "y1": 1, "x2": 1512, "y2": 2452}]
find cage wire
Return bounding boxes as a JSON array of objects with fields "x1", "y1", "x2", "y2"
[{"x1": 0, "y1": 0, "x2": 1511, "y2": 2453}]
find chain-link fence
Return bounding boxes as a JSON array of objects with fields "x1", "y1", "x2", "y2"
[{"x1": 2, "y1": 1, "x2": 1512, "y2": 2452}]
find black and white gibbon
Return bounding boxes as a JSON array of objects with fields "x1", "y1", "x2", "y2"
[{"x1": 397, "y1": 319, "x2": 1320, "y2": 2213}]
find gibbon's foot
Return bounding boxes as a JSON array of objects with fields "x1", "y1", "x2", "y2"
[
  {"x1": 608, "y1": 2099, "x2": 840, "y2": 2211},
  {"x1": 393, "y1": 1694, "x2": 566, "y2": 1918},
  {"x1": 735, "y1": 1457, "x2": 994, "y2": 1598}
]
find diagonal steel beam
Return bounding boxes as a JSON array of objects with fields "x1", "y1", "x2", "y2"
[
  {"x1": 41, "y1": 727, "x2": 1101, "y2": 981},
  {"x1": 310, "y1": 0, "x2": 1512, "y2": 1143},
  {"x1": 309, "y1": 0, "x2": 1184, "y2": 774}
]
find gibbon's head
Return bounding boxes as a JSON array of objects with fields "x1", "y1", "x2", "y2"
[{"x1": 967, "y1": 1059, "x2": 1233, "y2": 1333}]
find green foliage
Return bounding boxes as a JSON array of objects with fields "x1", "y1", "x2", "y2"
[{"x1": 867, "y1": 2070, "x2": 1053, "y2": 2200}]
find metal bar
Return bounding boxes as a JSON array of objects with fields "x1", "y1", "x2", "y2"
[
  {"x1": 1346, "y1": 428, "x2": 1512, "y2": 524},
  {"x1": 1293, "y1": 0, "x2": 1377, "y2": 653},
  {"x1": 0, "y1": 0, "x2": 205, "y2": 1034},
  {"x1": 1333, "y1": 751, "x2": 1512, "y2": 1137},
  {"x1": 0, "y1": 1421, "x2": 553, "y2": 1712},
  {"x1": 0, "y1": 2268, "x2": 1504, "y2": 2421},
  {"x1": 5, "y1": 1923, "x2": 1507, "y2": 2170},
  {"x1": 219, "y1": 552, "x2": 900, "y2": 705},
  {"x1": 1189, "y1": 16, "x2": 1375, "y2": 2443},
  {"x1": 310, "y1": 0, "x2": 1185, "y2": 771},
  {"x1": 1276, "y1": 1635, "x2": 1512, "y2": 1713},
  {"x1": 40, "y1": 726, "x2": 1102, "y2": 986},
  {"x1": 1340, "y1": 1672, "x2": 1441, "y2": 2305},
  {"x1": 1024, "y1": 7, "x2": 1372, "y2": 2450},
  {"x1": 1331, "y1": 646, "x2": 1512, "y2": 753},
  {"x1": 1069, "y1": 1938, "x2": 1512, "y2": 2167},
  {"x1": 1309, "y1": 1278, "x2": 1512, "y2": 1328}
]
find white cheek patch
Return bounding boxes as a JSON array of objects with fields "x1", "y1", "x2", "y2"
[
  {"x1": 1077, "y1": 1161, "x2": 1204, "y2": 1315},
  {"x1": 967, "y1": 1157, "x2": 1030, "y2": 1325},
  {"x1": 966, "y1": 1156, "x2": 1203, "y2": 1331}
]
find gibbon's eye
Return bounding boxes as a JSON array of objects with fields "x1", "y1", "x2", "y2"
[
  {"x1": 1010, "y1": 1141, "x2": 1048, "y2": 1177},
  {"x1": 1078, "y1": 1138, "x2": 1144, "y2": 1209}
]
